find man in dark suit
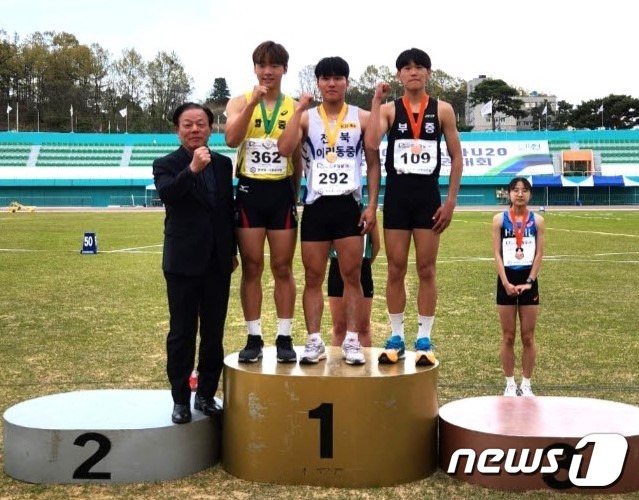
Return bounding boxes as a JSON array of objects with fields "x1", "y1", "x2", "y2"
[{"x1": 153, "y1": 102, "x2": 237, "y2": 424}]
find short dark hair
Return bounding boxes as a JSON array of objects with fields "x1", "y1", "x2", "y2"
[
  {"x1": 395, "y1": 48, "x2": 432, "y2": 71},
  {"x1": 314, "y1": 56, "x2": 349, "y2": 79},
  {"x1": 172, "y1": 103, "x2": 214, "y2": 127},
  {"x1": 252, "y1": 41, "x2": 289, "y2": 67},
  {"x1": 508, "y1": 177, "x2": 533, "y2": 192}
]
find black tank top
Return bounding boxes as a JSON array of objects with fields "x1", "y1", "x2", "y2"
[{"x1": 385, "y1": 97, "x2": 441, "y2": 178}]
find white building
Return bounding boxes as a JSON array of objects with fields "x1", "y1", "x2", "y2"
[{"x1": 466, "y1": 75, "x2": 558, "y2": 132}]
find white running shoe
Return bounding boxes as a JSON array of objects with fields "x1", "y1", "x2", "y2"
[
  {"x1": 300, "y1": 338, "x2": 327, "y2": 364},
  {"x1": 342, "y1": 339, "x2": 365, "y2": 365},
  {"x1": 504, "y1": 384, "x2": 519, "y2": 397},
  {"x1": 520, "y1": 384, "x2": 535, "y2": 397}
]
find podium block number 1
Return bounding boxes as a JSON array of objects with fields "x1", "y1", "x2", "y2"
[{"x1": 308, "y1": 403, "x2": 333, "y2": 459}]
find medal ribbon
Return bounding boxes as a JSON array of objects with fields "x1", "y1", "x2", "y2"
[
  {"x1": 259, "y1": 93, "x2": 283, "y2": 135},
  {"x1": 318, "y1": 103, "x2": 348, "y2": 150},
  {"x1": 509, "y1": 208, "x2": 529, "y2": 248},
  {"x1": 401, "y1": 94, "x2": 428, "y2": 139}
]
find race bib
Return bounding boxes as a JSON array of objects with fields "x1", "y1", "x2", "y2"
[
  {"x1": 245, "y1": 138, "x2": 287, "y2": 176},
  {"x1": 502, "y1": 236, "x2": 536, "y2": 267},
  {"x1": 393, "y1": 139, "x2": 438, "y2": 175},
  {"x1": 310, "y1": 158, "x2": 356, "y2": 196}
]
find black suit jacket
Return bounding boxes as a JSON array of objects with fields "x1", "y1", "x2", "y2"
[{"x1": 153, "y1": 146, "x2": 236, "y2": 276}]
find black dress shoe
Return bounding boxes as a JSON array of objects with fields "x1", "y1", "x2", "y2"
[
  {"x1": 194, "y1": 394, "x2": 223, "y2": 415},
  {"x1": 172, "y1": 403, "x2": 192, "y2": 424}
]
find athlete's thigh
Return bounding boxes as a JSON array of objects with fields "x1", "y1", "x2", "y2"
[
  {"x1": 266, "y1": 228, "x2": 297, "y2": 267},
  {"x1": 413, "y1": 228, "x2": 440, "y2": 268},
  {"x1": 384, "y1": 229, "x2": 411, "y2": 270},
  {"x1": 497, "y1": 305, "x2": 518, "y2": 334},
  {"x1": 301, "y1": 241, "x2": 332, "y2": 280},
  {"x1": 237, "y1": 227, "x2": 267, "y2": 264},
  {"x1": 518, "y1": 305, "x2": 538, "y2": 335},
  {"x1": 333, "y1": 235, "x2": 363, "y2": 276}
]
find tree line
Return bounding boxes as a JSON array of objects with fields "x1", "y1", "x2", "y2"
[
  {"x1": 2, "y1": 29, "x2": 638, "y2": 134},
  {"x1": 0, "y1": 29, "x2": 230, "y2": 133}
]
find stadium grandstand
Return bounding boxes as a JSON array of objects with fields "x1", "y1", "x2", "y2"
[{"x1": 1, "y1": 130, "x2": 638, "y2": 207}]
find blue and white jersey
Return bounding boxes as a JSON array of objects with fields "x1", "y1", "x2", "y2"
[
  {"x1": 501, "y1": 210, "x2": 537, "y2": 270},
  {"x1": 301, "y1": 105, "x2": 364, "y2": 205}
]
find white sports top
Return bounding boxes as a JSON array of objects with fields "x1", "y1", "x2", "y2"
[{"x1": 302, "y1": 104, "x2": 364, "y2": 205}]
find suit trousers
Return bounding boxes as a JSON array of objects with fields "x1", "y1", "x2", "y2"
[{"x1": 164, "y1": 254, "x2": 231, "y2": 404}]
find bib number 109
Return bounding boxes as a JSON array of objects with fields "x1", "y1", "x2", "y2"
[{"x1": 400, "y1": 151, "x2": 431, "y2": 165}]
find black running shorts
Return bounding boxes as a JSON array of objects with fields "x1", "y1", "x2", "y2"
[
  {"x1": 496, "y1": 268, "x2": 540, "y2": 306},
  {"x1": 327, "y1": 257, "x2": 373, "y2": 298},
  {"x1": 383, "y1": 174, "x2": 441, "y2": 230},
  {"x1": 301, "y1": 195, "x2": 362, "y2": 242},
  {"x1": 234, "y1": 176, "x2": 298, "y2": 230}
]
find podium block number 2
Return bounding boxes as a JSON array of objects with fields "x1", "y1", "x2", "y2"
[
  {"x1": 308, "y1": 403, "x2": 333, "y2": 459},
  {"x1": 72, "y1": 433, "x2": 112, "y2": 480}
]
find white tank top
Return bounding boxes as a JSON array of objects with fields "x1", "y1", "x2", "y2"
[{"x1": 302, "y1": 105, "x2": 364, "y2": 205}]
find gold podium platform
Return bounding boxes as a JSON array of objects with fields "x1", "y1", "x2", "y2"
[{"x1": 223, "y1": 346, "x2": 439, "y2": 487}]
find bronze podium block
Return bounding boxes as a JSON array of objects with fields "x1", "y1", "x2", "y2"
[{"x1": 439, "y1": 396, "x2": 639, "y2": 493}]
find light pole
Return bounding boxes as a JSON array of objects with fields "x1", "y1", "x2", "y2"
[{"x1": 36, "y1": 107, "x2": 40, "y2": 133}]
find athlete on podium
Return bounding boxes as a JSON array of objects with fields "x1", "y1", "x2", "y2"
[
  {"x1": 367, "y1": 48, "x2": 463, "y2": 366},
  {"x1": 278, "y1": 56, "x2": 381, "y2": 365},
  {"x1": 225, "y1": 41, "x2": 301, "y2": 364}
]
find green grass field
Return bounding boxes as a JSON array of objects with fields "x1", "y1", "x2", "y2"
[{"x1": 1, "y1": 208, "x2": 638, "y2": 499}]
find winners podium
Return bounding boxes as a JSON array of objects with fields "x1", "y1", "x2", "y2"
[
  {"x1": 6, "y1": 352, "x2": 639, "y2": 493},
  {"x1": 222, "y1": 346, "x2": 439, "y2": 487}
]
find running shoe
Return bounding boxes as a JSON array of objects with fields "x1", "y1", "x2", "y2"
[
  {"x1": 300, "y1": 338, "x2": 327, "y2": 364},
  {"x1": 414, "y1": 337, "x2": 437, "y2": 366},
  {"x1": 342, "y1": 339, "x2": 365, "y2": 365},
  {"x1": 238, "y1": 335, "x2": 263, "y2": 363},
  {"x1": 275, "y1": 335, "x2": 297, "y2": 363},
  {"x1": 378, "y1": 335, "x2": 405, "y2": 364}
]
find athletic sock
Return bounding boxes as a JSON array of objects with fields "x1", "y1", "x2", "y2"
[
  {"x1": 307, "y1": 332, "x2": 322, "y2": 343},
  {"x1": 277, "y1": 318, "x2": 293, "y2": 337},
  {"x1": 344, "y1": 331, "x2": 359, "y2": 344},
  {"x1": 417, "y1": 315, "x2": 434, "y2": 340},
  {"x1": 389, "y1": 312, "x2": 405, "y2": 339},
  {"x1": 246, "y1": 319, "x2": 262, "y2": 338},
  {"x1": 506, "y1": 376, "x2": 516, "y2": 386},
  {"x1": 521, "y1": 377, "x2": 532, "y2": 387}
]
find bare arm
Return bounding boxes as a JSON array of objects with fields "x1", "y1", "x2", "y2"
[
  {"x1": 291, "y1": 143, "x2": 303, "y2": 203},
  {"x1": 432, "y1": 100, "x2": 463, "y2": 234},
  {"x1": 369, "y1": 223, "x2": 381, "y2": 263},
  {"x1": 224, "y1": 86, "x2": 267, "y2": 147},
  {"x1": 529, "y1": 214, "x2": 545, "y2": 280},
  {"x1": 365, "y1": 83, "x2": 393, "y2": 150},
  {"x1": 359, "y1": 108, "x2": 380, "y2": 234},
  {"x1": 277, "y1": 93, "x2": 312, "y2": 158}
]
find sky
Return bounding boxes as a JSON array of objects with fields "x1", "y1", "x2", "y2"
[{"x1": 4, "y1": 0, "x2": 638, "y2": 106}]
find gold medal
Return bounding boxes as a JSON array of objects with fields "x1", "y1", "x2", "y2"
[
  {"x1": 411, "y1": 143, "x2": 421, "y2": 155},
  {"x1": 326, "y1": 151, "x2": 337, "y2": 163}
]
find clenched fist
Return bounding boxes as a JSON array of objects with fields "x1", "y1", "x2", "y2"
[{"x1": 190, "y1": 146, "x2": 211, "y2": 173}]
